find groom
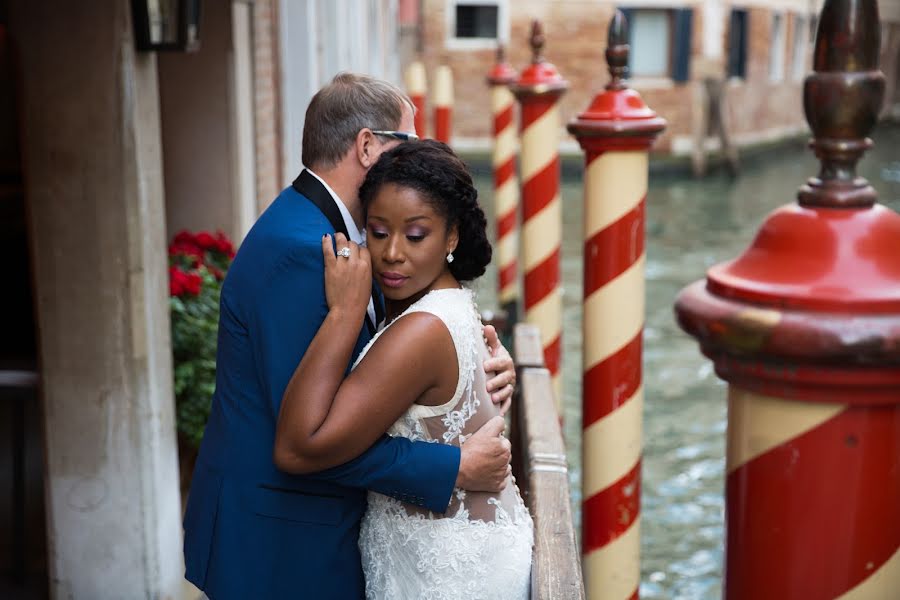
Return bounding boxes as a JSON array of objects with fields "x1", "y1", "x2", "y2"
[{"x1": 183, "y1": 72, "x2": 517, "y2": 599}]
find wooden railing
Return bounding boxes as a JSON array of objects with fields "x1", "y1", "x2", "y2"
[{"x1": 510, "y1": 323, "x2": 586, "y2": 599}]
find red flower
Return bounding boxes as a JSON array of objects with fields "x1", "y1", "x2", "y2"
[
  {"x1": 195, "y1": 231, "x2": 218, "y2": 251},
  {"x1": 169, "y1": 266, "x2": 203, "y2": 297},
  {"x1": 183, "y1": 271, "x2": 203, "y2": 296},
  {"x1": 169, "y1": 266, "x2": 185, "y2": 296},
  {"x1": 214, "y1": 230, "x2": 236, "y2": 258},
  {"x1": 168, "y1": 240, "x2": 204, "y2": 261},
  {"x1": 173, "y1": 231, "x2": 196, "y2": 245},
  {"x1": 209, "y1": 266, "x2": 225, "y2": 281}
]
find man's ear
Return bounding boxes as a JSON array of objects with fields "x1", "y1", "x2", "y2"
[{"x1": 356, "y1": 128, "x2": 378, "y2": 168}]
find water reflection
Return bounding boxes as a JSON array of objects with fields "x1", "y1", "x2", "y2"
[{"x1": 470, "y1": 125, "x2": 900, "y2": 599}]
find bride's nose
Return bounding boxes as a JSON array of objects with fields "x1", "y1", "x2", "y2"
[{"x1": 382, "y1": 235, "x2": 404, "y2": 263}]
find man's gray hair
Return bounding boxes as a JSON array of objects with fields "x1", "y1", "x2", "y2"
[{"x1": 302, "y1": 72, "x2": 412, "y2": 170}]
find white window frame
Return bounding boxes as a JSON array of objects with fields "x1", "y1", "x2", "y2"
[
  {"x1": 791, "y1": 14, "x2": 809, "y2": 82},
  {"x1": 769, "y1": 12, "x2": 787, "y2": 83},
  {"x1": 445, "y1": 0, "x2": 509, "y2": 51}
]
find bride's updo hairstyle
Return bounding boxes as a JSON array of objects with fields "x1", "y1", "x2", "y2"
[{"x1": 360, "y1": 140, "x2": 492, "y2": 282}]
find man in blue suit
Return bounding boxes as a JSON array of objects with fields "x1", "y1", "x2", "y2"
[{"x1": 183, "y1": 72, "x2": 517, "y2": 599}]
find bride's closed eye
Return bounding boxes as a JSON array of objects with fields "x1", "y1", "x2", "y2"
[{"x1": 368, "y1": 225, "x2": 388, "y2": 239}]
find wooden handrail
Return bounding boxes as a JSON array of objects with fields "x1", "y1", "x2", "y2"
[{"x1": 511, "y1": 323, "x2": 585, "y2": 599}]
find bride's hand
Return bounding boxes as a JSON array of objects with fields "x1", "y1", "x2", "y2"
[{"x1": 322, "y1": 232, "x2": 371, "y2": 318}]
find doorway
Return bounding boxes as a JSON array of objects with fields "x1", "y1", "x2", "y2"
[{"x1": 0, "y1": 5, "x2": 48, "y2": 599}]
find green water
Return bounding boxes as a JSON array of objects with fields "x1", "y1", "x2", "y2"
[{"x1": 468, "y1": 124, "x2": 900, "y2": 599}]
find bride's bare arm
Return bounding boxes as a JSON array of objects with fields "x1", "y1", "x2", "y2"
[{"x1": 273, "y1": 233, "x2": 456, "y2": 474}]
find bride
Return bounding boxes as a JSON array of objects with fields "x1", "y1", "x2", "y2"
[{"x1": 274, "y1": 140, "x2": 533, "y2": 599}]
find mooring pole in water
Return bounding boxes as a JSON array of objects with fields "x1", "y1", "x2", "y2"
[
  {"x1": 510, "y1": 20, "x2": 568, "y2": 410},
  {"x1": 675, "y1": 1, "x2": 900, "y2": 597},
  {"x1": 486, "y1": 45, "x2": 520, "y2": 324},
  {"x1": 567, "y1": 11, "x2": 666, "y2": 599},
  {"x1": 433, "y1": 64, "x2": 453, "y2": 144},
  {"x1": 405, "y1": 60, "x2": 427, "y2": 138}
]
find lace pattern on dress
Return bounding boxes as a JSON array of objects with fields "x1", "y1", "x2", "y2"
[{"x1": 355, "y1": 287, "x2": 533, "y2": 599}]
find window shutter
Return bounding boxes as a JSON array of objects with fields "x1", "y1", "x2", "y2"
[
  {"x1": 672, "y1": 8, "x2": 693, "y2": 83},
  {"x1": 729, "y1": 10, "x2": 749, "y2": 79}
]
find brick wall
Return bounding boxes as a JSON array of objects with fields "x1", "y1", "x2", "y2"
[{"x1": 253, "y1": 0, "x2": 282, "y2": 211}]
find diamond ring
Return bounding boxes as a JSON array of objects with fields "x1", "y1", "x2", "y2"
[{"x1": 337, "y1": 247, "x2": 351, "y2": 258}]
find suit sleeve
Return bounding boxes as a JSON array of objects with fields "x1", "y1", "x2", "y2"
[{"x1": 250, "y1": 242, "x2": 459, "y2": 513}]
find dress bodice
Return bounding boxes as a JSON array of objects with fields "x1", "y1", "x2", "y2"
[
  {"x1": 355, "y1": 287, "x2": 533, "y2": 600},
  {"x1": 353, "y1": 287, "x2": 526, "y2": 523}
]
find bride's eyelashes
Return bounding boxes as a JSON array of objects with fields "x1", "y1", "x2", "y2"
[{"x1": 366, "y1": 225, "x2": 430, "y2": 243}]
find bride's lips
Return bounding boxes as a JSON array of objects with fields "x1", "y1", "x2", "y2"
[{"x1": 379, "y1": 272, "x2": 409, "y2": 288}]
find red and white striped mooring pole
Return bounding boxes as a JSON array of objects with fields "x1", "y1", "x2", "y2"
[
  {"x1": 433, "y1": 65, "x2": 453, "y2": 144},
  {"x1": 511, "y1": 21, "x2": 568, "y2": 410},
  {"x1": 486, "y1": 46, "x2": 519, "y2": 320},
  {"x1": 404, "y1": 60, "x2": 427, "y2": 138},
  {"x1": 676, "y1": 1, "x2": 900, "y2": 598},
  {"x1": 568, "y1": 11, "x2": 665, "y2": 599}
]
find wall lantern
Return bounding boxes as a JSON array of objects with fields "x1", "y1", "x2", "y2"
[{"x1": 132, "y1": 0, "x2": 201, "y2": 52}]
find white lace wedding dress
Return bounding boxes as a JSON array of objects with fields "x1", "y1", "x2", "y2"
[{"x1": 355, "y1": 287, "x2": 534, "y2": 600}]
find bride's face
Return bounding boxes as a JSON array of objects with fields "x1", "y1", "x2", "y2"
[{"x1": 366, "y1": 183, "x2": 458, "y2": 303}]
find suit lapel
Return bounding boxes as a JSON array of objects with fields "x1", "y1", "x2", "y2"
[
  {"x1": 293, "y1": 169, "x2": 378, "y2": 336},
  {"x1": 292, "y1": 169, "x2": 348, "y2": 237}
]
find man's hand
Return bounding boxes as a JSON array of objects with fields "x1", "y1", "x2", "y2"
[
  {"x1": 483, "y1": 325, "x2": 515, "y2": 416},
  {"x1": 456, "y1": 416, "x2": 511, "y2": 492}
]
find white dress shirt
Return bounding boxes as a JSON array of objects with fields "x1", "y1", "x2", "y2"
[{"x1": 306, "y1": 168, "x2": 378, "y2": 328}]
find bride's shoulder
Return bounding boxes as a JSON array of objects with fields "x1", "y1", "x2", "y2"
[{"x1": 408, "y1": 287, "x2": 477, "y2": 317}]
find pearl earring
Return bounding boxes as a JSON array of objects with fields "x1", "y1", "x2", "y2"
[{"x1": 446, "y1": 252, "x2": 454, "y2": 264}]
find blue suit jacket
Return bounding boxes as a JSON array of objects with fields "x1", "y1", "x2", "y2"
[{"x1": 183, "y1": 172, "x2": 460, "y2": 599}]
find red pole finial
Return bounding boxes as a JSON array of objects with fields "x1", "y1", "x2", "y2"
[
  {"x1": 605, "y1": 9, "x2": 629, "y2": 91},
  {"x1": 529, "y1": 20, "x2": 545, "y2": 64},
  {"x1": 800, "y1": 0, "x2": 885, "y2": 208}
]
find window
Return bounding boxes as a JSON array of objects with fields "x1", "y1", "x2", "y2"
[
  {"x1": 791, "y1": 15, "x2": 808, "y2": 81},
  {"x1": 621, "y1": 7, "x2": 693, "y2": 82},
  {"x1": 446, "y1": 1, "x2": 508, "y2": 50},
  {"x1": 770, "y1": 13, "x2": 786, "y2": 82},
  {"x1": 455, "y1": 4, "x2": 497, "y2": 38},
  {"x1": 728, "y1": 9, "x2": 748, "y2": 79},
  {"x1": 630, "y1": 10, "x2": 671, "y2": 77}
]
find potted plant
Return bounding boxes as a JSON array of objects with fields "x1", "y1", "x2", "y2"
[{"x1": 168, "y1": 230, "x2": 235, "y2": 493}]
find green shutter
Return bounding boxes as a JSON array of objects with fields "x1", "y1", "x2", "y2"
[{"x1": 673, "y1": 8, "x2": 693, "y2": 82}]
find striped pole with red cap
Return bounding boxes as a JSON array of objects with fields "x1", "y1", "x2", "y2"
[
  {"x1": 567, "y1": 12, "x2": 665, "y2": 599},
  {"x1": 405, "y1": 60, "x2": 427, "y2": 138},
  {"x1": 510, "y1": 21, "x2": 568, "y2": 409},
  {"x1": 486, "y1": 45, "x2": 520, "y2": 320},
  {"x1": 433, "y1": 65, "x2": 453, "y2": 144},
  {"x1": 676, "y1": 1, "x2": 900, "y2": 597}
]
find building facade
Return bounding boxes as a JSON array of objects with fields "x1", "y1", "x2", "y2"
[{"x1": 410, "y1": 0, "x2": 900, "y2": 156}]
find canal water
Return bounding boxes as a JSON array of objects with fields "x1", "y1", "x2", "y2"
[{"x1": 468, "y1": 124, "x2": 900, "y2": 599}]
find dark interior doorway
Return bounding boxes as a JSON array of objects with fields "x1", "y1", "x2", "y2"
[{"x1": 0, "y1": 2, "x2": 48, "y2": 598}]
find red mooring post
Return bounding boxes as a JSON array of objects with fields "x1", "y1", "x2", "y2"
[
  {"x1": 511, "y1": 21, "x2": 568, "y2": 409},
  {"x1": 486, "y1": 45, "x2": 520, "y2": 321},
  {"x1": 405, "y1": 60, "x2": 427, "y2": 138},
  {"x1": 567, "y1": 12, "x2": 666, "y2": 599},
  {"x1": 675, "y1": 1, "x2": 900, "y2": 597},
  {"x1": 433, "y1": 64, "x2": 453, "y2": 144}
]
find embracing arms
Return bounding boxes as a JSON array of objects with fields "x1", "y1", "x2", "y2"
[{"x1": 273, "y1": 234, "x2": 511, "y2": 492}]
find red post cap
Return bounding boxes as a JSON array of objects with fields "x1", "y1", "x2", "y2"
[
  {"x1": 486, "y1": 44, "x2": 518, "y2": 87},
  {"x1": 567, "y1": 10, "x2": 666, "y2": 152},
  {"x1": 509, "y1": 20, "x2": 569, "y2": 100},
  {"x1": 675, "y1": 0, "x2": 900, "y2": 405}
]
